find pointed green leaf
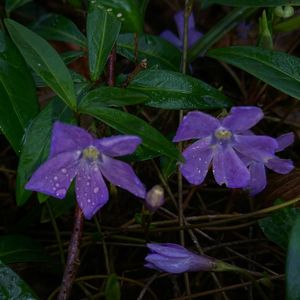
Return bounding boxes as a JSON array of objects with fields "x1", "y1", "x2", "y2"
[
  {"x1": 31, "y1": 13, "x2": 87, "y2": 47},
  {"x1": 5, "y1": 19, "x2": 77, "y2": 110},
  {"x1": 0, "y1": 259, "x2": 39, "y2": 300},
  {"x1": 78, "y1": 104, "x2": 182, "y2": 161},
  {"x1": 127, "y1": 69, "x2": 232, "y2": 109},
  {"x1": 96, "y1": 0, "x2": 143, "y2": 33},
  {"x1": 80, "y1": 86, "x2": 148, "y2": 107},
  {"x1": 286, "y1": 214, "x2": 300, "y2": 300},
  {"x1": 206, "y1": 0, "x2": 300, "y2": 6},
  {"x1": 16, "y1": 99, "x2": 73, "y2": 206},
  {"x1": 0, "y1": 235, "x2": 50, "y2": 264},
  {"x1": 0, "y1": 31, "x2": 38, "y2": 154},
  {"x1": 117, "y1": 33, "x2": 181, "y2": 71},
  {"x1": 87, "y1": 3, "x2": 121, "y2": 81},
  {"x1": 208, "y1": 46, "x2": 300, "y2": 101},
  {"x1": 105, "y1": 274, "x2": 120, "y2": 300}
]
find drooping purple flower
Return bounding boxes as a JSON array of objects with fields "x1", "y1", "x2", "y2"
[
  {"x1": 160, "y1": 10, "x2": 203, "y2": 49},
  {"x1": 245, "y1": 132, "x2": 294, "y2": 195},
  {"x1": 25, "y1": 122, "x2": 146, "y2": 219},
  {"x1": 145, "y1": 243, "x2": 215, "y2": 274},
  {"x1": 173, "y1": 107, "x2": 279, "y2": 188}
]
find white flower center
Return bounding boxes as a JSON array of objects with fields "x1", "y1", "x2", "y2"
[{"x1": 214, "y1": 128, "x2": 232, "y2": 140}]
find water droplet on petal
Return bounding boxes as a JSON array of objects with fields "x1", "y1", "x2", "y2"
[
  {"x1": 61, "y1": 168, "x2": 67, "y2": 174},
  {"x1": 93, "y1": 187, "x2": 99, "y2": 194},
  {"x1": 54, "y1": 176, "x2": 58, "y2": 181},
  {"x1": 87, "y1": 199, "x2": 91, "y2": 203},
  {"x1": 55, "y1": 183, "x2": 60, "y2": 187},
  {"x1": 86, "y1": 181, "x2": 90, "y2": 186},
  {"x1": 56, "y1": 188, "x2": 66, "y2": 197}
]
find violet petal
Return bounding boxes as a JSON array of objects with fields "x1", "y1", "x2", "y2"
[
  {"x1": 188, "y1": 29, "x2": 203, "y2": 47},
  {"x1": 50, "y1": 122, "x2": 93, "y2": 158},
  {"x1": 160, "y1": 30, "x2": 182, "y2": 48},
  {"x1": 212, "y1": 146, "x2": 250, "y2": 188},
  {"x1": 75, "y1": 161, "x2": 109, "y2": 220},
  {"x1": 276, "y1": 132, "x2": 294, "y2": 152},
  {"x1": 180, "y1": 138, "x2": 213, "y2": 185},
  {"x1": 99, "y1": 155, "x2": 146, "y2": 199},
  {"x1": 147, "y1": 243, "x2": 190, "y2": 258},
  {"x1": 94, "y1": 135, "x2": 142, "y2": 157},
  {"x1": 248, "y1": 162, "x2": 267, "y2": 196},
  {"x1": 25, "y1": 151, "x2": 79, "y2": 198},
  {"x1": 233, "y1": 135, "x2": 278, "y2": 161},
  {"x1": 222, "y1": 107, "x2": 263, "y2": 132},
  {"x1": 266, "y1": 157, "x2": 294, "y2": 174},
  {"x1": 173, "y1": 111, "x2": 220, "y2": 142},
  {"x1": 174, "y1": 10, "x2": 196, "y2": 40}
]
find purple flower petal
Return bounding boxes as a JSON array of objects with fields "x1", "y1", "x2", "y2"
[
  {"x1": 222, "y1": 107, "x2": 263, "y2": 132},
  {"x1": 94, "y1": 135, "x2": 142, "y2": 157},
  {"x1": 180, "y1": 138, "x2": 213, "y2": 185},
  {"x1": 174, "y1": 10, "x2": 196, "y2": 40},
  {"x1": 99, "y1": 155, "x2": 146, "y2": 199},
  {"x1": 50, "y1": 122, "x2": 93, "y2": 158},
  {"x1": 248, "y1": 162, "x2": 267, "y2": 196},
  {"x1": 25, "y1": 151, "x2": 80, "y2": 198},
  {"x1": 75, "y1": 161, "x2": 109, "y2": 220},
  {"x1": 265, "y1": 157, "x2": 294, "y2": 174},
  {"x1": 188, "y1": 29, "x2": 203, "y2": 47},
  {"x1": 233, "y1": 135, "x2": 278, "y2": 161},
  {"x1": 212, "y1": 146, "x2": 250, "y2": 188},
  {"x1": 276, "y1": 132, "x2": 294, "y2": 152},
  {"x1": 145, "y1": 254, "x2": 190, "y2": 273},
  {"x1": 173, "y1": 111, "x2": 220, "y2": 142},
  {"x1": 160, "y1": 30, "x2": 181, "y2": 48},
  {"x1": 147, "y1": 243, "x2": 190, "y2": 258}
]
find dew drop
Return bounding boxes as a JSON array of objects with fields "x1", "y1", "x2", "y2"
[
  {"x1": 87, "y1": 199, "x2": 91, "y2": 203},
  {"x1": 107, "y1": 8, "x2": 112, "y2": 12},
  {"x1": 56, "y1": 188, "x2": 66, "y2": 197},
  {"x1": 116, "y1": 12, "x2": 122, "y2": 17},
  {"x1": 52, "y1": 187, "x2": 56, "y2": 191},
  {"x1": 55, "y1": 183, "x2": 60, "y2": 187},
  {"x1": 54, "y1": 176, "x2": 58, "y2": 181},
  {"x1": 61, "y1": 168, "x2": 67, "y2": 174},
  {"x1": 37, "y1": 63, "x2": 41, "y2": 67},
  {"x1": 121, "y1": 18, "x2": 125, "y2": 21},
  {"x1": 86, "y1": 181, "x2": 90, "y2": 186},
  {"x1": 93, "y1": 187, "x2": 99, "y2": 194}
]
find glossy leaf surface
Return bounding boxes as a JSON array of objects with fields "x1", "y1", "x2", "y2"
[
  {"x1": 208, "y1": 46, "x2": 300, "y2": 101},
  {"x1": 87, "y1": 2, "x2": 121, "y2": 81},
  {"x1": 117, "y1": 33, "x2": 181, "y2": 70},
  {"x1": 5, "y1": 19, "x2": 77, "y2": 110},
  {"x1": 128, "y1": 70, "x2": 232, "y2": 109}
]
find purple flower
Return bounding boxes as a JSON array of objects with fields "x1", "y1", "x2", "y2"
[
  {"x1": 160, "y1": 10, "x2": 203, "y2": 49},
  {"x1": 145, "y1": 243, "x2": 215, "y2": 274},
  {"x1": 25, "y1": 122, "x2": 146, "y2": 219},
  {"x1": 245, "y1": 132, "x2": 294, "y2": 195},
  {"x1": 173, "y1": 107, "x2": 279, "y2": 188}
]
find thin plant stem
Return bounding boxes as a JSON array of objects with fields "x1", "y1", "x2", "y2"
[
  {"x1": 94, "y1": 216, "x2": 111, "y2": 274},
  {"x1": 46, "y1": 201, "x2": 65, "y2": 266},
  {"x1": 57, "y1": 205, "x2": 84, "y2": 300}
]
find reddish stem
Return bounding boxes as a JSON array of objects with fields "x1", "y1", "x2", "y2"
[
  {"x1": 107, "y1": 46, "x2": 116, "y2": 87},
  {"x1": 57, "y1": 206, "x2": 84, "y2": 300}
]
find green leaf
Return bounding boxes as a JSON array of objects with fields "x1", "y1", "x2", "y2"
[
  {"x1": 0, "y1": 259, "x2": 39, "y2": 300},
  {"x1": 161, "y1": 156, "x2": 177, "y2": 178},
  {"x1": 0, "y1": 31, "x2": 39, "y2": 154},
  {"x1": 5, "y1": 19, "x2": 77, "y2": 110},
  {"x1": 87, "y1": 3, "x2": 121, "y2": 81},
  {"x1": 286, "y1": 214, "x2": 300, "y2": 300},
  {"x1": 117, "y1": 33, "x2": 181, "y2": 71},
  {"x1": 80, "y1": 86, "x2": 148, "y2": 107},
  {"x1": 78, "y1": 104, "x2": 182, "y2": 161},
  {"x1": 0, "y1": 235, "x2": 50, "y2": 264},
  {"x1": 127, "y1": 69, "x2": 232, "y2": 109},
  {"x1": 105, "y1": 274, "x2": 121, "y2": 300},
  {"x1": 16, "y1": 99, "x2": 73, "y2": 206},
  {"x1": 96, "y1": 0, "x2": 143, "y2": 33},
  {"x1": 31, "y1": 13, "x2": 87, "y2": 47},
  {"x1": 208, "y1": 46, "x2": 300, "y2": 101},
  {"x1": 61, "y1": 50, "x2": 84, "y2": 65},
  {"x1": 274, "y1": 16, "x2": 300, "y2": 32},
  {"x1": 258, "y1": 199, "x2": 300, "y2": 249},
  {"x1": 206, "y1": 0, "x2": 300, "y2": 6},
  {"x1": 5, "y1": 0, "x2": 32, "y2": 15}
]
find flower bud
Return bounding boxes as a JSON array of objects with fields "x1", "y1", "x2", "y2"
[
  {"x1": 145, "y1": 185, "x2": 165, "y2": 212},
  {"x1": 145, "y1": 243, "x2": 216, "y2": 274},
  {"x1": 274, "y1": 6, "x2": 294, "y2": 18}
]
